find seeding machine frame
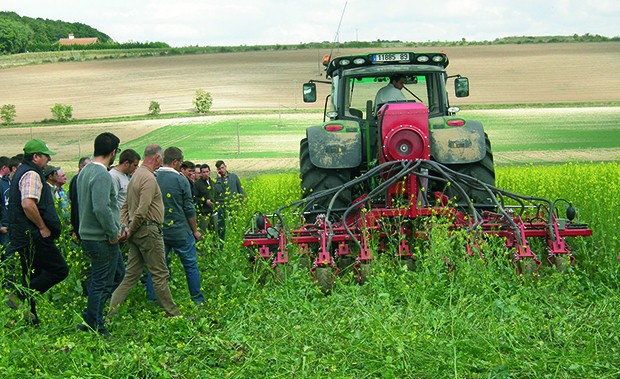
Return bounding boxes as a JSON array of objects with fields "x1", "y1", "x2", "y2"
[{"x1": 242, "y1": 51, "x2": 592, "y2": 292}]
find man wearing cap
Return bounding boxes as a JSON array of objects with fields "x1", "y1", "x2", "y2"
[
  {"x1": 44, "y1": 165, "x2": 60, "y2": 199},
  {"x1": 7, "y1": 139, "x2": 69, "y2": 324}
]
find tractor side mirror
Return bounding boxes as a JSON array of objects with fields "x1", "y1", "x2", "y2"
[
  {"x1": 303, "y1": 82, "x2": 317, "y2": 103},
  {"x1": 454, "y1": 77, "x2": 469, "y2": 97}
]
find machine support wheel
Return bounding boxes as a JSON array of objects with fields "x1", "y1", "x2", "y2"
[
  {"x1": 356, "y1": 263, "x2": 371, "y2": 285},
  {"x1": 337, "y1": 255, "x2": 355, "y2": 274},
  {"x1": 299, "y1": 254, "x2": 313, "y2": 270},
  {"x1": 551, "y1": 255, "x2": 570, "y2": 273},
  {"x1": 315, "y1": 266, "x2": 336, "y2": 295},
  {"x1": 274, "y1": 264, "x2": 290, "y2": 282},
  {"x1": 402, "y1": 258, "x2": 415, "y2": 272}
]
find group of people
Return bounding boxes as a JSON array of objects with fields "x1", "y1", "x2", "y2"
[{"x1": 0, "y1": 134, "x2": 245, "y2": 337}]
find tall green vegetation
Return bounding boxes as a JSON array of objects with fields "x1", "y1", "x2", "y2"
[
  {"x1": 0, "y1": 11, "x2": 111, "y2": 53},
  {"x1": 193, "y1": 89, "x2": 213, "y2": 114},
  {"x1": 50, "y1": 103, "x2": 73, "y2": 123},
  {"x1": 0, "y1": 104, "x2": 16, "y2": 125},
  {"x1": 0, "y1": 163, "x2": 618, "y2": 377}
]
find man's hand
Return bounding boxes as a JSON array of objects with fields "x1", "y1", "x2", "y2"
[
  {"x1": 193, "y1": 230, "x2": 202, "y2": 241},
  {"x1": 0, "y1": 226, "x2": 7, "y2": 234},
  {"x1": 109, "y1": 237, "x2": 120, "y2": 244},
  {"x1": 119, "y1": 226, "x2": 130, "y2": 243},
  {"x1": 39, "y1": 225, "x2": 51, "y2": 238},
  {"x1": 206, "y1": 199, "x2": 213, "y2": 207}
]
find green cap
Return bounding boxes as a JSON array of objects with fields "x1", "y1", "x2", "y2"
[{"x1": 23, "y1": 139, "x2": 56, "y2": 155}]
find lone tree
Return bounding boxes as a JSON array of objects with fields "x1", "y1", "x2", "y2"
[
  {"x1": 51, "y1": 103, "x2": 73, "y2": 123},
  {"x1": 149, "y1": 100, "x2": 161, "y2": 116},
  {"x1": 1, "y1": 104, "x2": 16, "y2": 125},
  {"x1": 193, "y1": 89, "x2": 213, "y2": 114}
]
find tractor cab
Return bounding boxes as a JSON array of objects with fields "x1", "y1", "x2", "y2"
[{"x1": 303, "y1": 52, "x2": 470, "y2": 123}]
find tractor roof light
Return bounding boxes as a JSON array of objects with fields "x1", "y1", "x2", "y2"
[
  {"x1": 322, "y1": 54, "x2": 331, "y2": 67},
  {"x1": 416, "y1": 55, "x2": 430, "y2": 63},
  {"x1": 339, "y1": 59, "x2": 351, "y2": 66},
  {"x1": 432, "y1": 55, "x2": 445, "y2": 63},
  {"x1": 353, "y1": 58, "x2": 366, "y2": 65}
]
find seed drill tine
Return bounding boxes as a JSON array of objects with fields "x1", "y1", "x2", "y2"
[{"x1": 545, "y1": 219, "x2": 575, "y2": 267}]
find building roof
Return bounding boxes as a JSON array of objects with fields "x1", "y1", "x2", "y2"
[{"x1": 58, "y1": 37, "x2": 99, "y2": 46}]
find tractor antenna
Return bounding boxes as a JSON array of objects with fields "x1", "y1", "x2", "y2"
[{"x1": 328, "y1": 1, "x2": 348, "y2": 61}]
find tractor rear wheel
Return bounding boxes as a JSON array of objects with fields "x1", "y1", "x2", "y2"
[
  {"x1": 443, "y1": 133, "x2": 495, "y2": 205},
  {"x1": 300, "y1": 138, "x2": 352, "y2": 215}
]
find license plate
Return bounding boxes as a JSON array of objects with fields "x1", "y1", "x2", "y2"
[{"x1": 372, "y1": 53, "x2": 410, "y2": 62}]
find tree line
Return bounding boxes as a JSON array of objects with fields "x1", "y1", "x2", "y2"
[
  {"x1": 1, "y1": 10, "x2": 618, "y2": 55},
  {"x1": 0, "y1": 11, "x2": 114, "y2": 54}
]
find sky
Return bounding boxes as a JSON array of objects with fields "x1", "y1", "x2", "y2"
[{"x1": 3, "y1": 0, "x2": 619, "y2": 47}]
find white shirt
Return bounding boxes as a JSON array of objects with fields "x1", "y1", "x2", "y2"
[
  {"x1": 109, "y1": 167, "x2": 130, "y2": 209},
  {"x1": 374, "y1": 83, "x2": 406, "y2": 113}
]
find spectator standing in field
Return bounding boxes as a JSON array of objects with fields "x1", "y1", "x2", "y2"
[
  {"x1": 214, "y1": 160, "x2": 246, "y2": 242},
  {"x1": 146, "y1": 147, "x2": 205, "y2": 304},
  {"x1": 76, "y1": 132, "x2": 124, "y2": 337},
  {"x1": 1, "y1": 156, "x2": 20, "y2": 303},
  {"x1": 109, "y1": 149, "x2": 141, "y2": 209},
  {"x1": 0, "y1": 156, "x2": 9, "y2": 237},
  {"x1": 7, "y1": 139, "x2": 69, "y2": 325},
  {"x1": 44, "y1": 165, "x2": 60, "y2": 199},
  {"x1": 55, "y1": 169, "x2": 70, "y2": 221},
  {"x1": 194, "y1": 164, "x2": 216, "y2": 232},
  {"x1": 69, "y1": 157, "x2": 91, "y2": 239},
  {"x1": 68, "y1": 156, "x2": 91, "y2": 296},
  {"x1": 0, "y1": 156, "x2": 9, "y2": 247},
  {"x1": 108, "y1": 144, "x2": 182, "y2": 318},
  {"x1": 180, "y1": 160, "x2": 196, "y2": 197},
  {"x1": 0, "y1": 155, "x2": 20, "y2": 248}
]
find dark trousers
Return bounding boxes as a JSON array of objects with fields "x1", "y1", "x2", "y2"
[{"x1": 16, "y1": 236, "x2": 69, "y2": 315}]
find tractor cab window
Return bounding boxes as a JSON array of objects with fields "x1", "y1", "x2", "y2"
[{"x1": 344, "y1": 74, "x2": 437, "y2": 118}]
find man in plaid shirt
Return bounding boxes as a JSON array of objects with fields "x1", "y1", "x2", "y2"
[{"x1": 7, "y1": 139, "x2": 69, "y2": 325}]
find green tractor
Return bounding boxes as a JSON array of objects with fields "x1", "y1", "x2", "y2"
[{"x1": 300, "y1": 51, "x2": 495, "y2": 214}]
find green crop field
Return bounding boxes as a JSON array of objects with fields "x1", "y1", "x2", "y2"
[
  {"x1": 2, "y1": 43, "x2": 620, "y2": 378},
  {"x1": 1, "y1": 162, "x2": 619, "y2": 377},
  {"x1": 117, "y1": 108, "x2": 620, "y2": 169}
]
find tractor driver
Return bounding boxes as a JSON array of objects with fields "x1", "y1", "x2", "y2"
[{"x1": 374, "y1": 74, "x2": 406, "y2": 114}]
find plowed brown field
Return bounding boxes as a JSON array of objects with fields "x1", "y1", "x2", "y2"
[
  {"x1": 2, "y1": 43, "x2": 619, "y2": 123},
  {"x1": 1, "y1": 43, "x2": 619, "y2": 173}
]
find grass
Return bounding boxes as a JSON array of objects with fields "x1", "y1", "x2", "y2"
[
  {"x1": 117, "y1": 107, "x2": 620, "y2": 164},
  {"x1": 462, "y1": 109, "x2": 620, "y2": 152},
  {"x1": 1, "y1": 163, "x2": 619, "y2": 377},
  {"x1": 123, "y1": 117, "x2": 313, "y2": 161}
]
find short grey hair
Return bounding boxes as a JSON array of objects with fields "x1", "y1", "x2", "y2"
[{"x1": 144, "y1": 144, "x2": 164, "y2": 158}]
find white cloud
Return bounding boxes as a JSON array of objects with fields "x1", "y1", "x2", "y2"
[{"x1": 2, "y1": 0, "x2": 619, "y2": 46}]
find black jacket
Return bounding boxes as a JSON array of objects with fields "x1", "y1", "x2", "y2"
[{"x1": 8, "y1": 160, "x2": 61, "y2": 248}]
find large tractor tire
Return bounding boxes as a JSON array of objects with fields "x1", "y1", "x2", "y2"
[
  {"x1": 300, "y1": 138, "x2": 352, "y2": 214},
  {"x1": 442, "y1": 133, "x2": 495, "y2": 205}
]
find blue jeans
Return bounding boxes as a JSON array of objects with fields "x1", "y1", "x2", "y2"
[
  {"x1": 146, "y1": 233, "x2": 204, "y2": 304},
  {"x1": 81, "y1": 240, "x2": 125, "y2": 333}
]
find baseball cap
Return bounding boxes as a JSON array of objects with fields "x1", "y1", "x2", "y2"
[
  {"x1": 23, "y1": 139, "x2": 56, "y2": 155},
  {"x1": 43, "y1": 165, "x2": 60, "y2": 178}
]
